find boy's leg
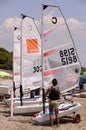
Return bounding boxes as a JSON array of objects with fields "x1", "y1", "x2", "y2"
[
  {"x1": 56, "y1": 114, "x2": 59, "y2": 126},
  {"x1": 55, "y1": 108, "x2": 59, "y2": 126},
  {"x1": 49, "y1": 115, "x2": 53, "y2": 126},
  {"x1": 49, "y1": 107, "x2": 53, "y2": 126}
]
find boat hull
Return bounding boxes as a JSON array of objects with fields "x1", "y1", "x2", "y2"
[
  {"x1": 5, "y1": 96, "x2": 43, "y2": 107},
  {"x1": 13, "y1": 102, "x2": 48, "y2": 115},
  {"x1": 32, "y1": 102, "x2": 82, "y2": 125}
]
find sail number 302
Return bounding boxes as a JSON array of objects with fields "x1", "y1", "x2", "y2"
[
  {"x1": 59, "y1": 48, "x2": 77, "y2": 65},
  {"x1": 33, "y1": 66, "x2": 42, "y2": 73}
]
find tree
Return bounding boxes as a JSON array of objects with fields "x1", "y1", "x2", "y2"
[{"x1": 0, "y1": 48, "x2": 13, "y2": 70}]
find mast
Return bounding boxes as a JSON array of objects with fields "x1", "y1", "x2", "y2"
[
  {"x1": 20, "y1": 14, "x2": 23, "y2": 106},
  {"x1": 41, "y1": 4, "x2": 45, "y2": 114},
  {"x1": 13, "y1": 27, "x2": 16, "y2": 98},
  {"x1": 11, "y1": 27, "x2": 16, "y2": 117}
]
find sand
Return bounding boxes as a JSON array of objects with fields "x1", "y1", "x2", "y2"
[
  {"x1": 0, "y1": 78, "x2": 86, "y2": 130},
  {"x1": 0, "y1": 96, "x2": 86, "y2": 130}
]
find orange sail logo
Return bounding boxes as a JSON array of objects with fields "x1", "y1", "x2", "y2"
[{"x1": 26, "y1": 39, "x2": 39, "y2": 53}]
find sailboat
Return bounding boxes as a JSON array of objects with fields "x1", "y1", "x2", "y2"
[
  {"x1": 5, "y1": 17, "x2": 52, "y2": 112},
  {"x1": 5, "y1": 27, "x2": 30, "y2": 106},
  {"x1": 8, "y1": 14, "x2": 50, "y2": 115},
  {"x1": 32, "y1": 4, "x2": 82, "y2": 124}
]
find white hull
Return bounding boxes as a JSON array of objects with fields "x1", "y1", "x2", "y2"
[
  {"x1": 32, "y1": 102, "x2": 81, "y2": 125},
  {"x1": 13, "y1": 102, "x2": 48, "y2": 115},
  {"x1": 5, "y1": 95, "x2": 42, "y2": 107}
]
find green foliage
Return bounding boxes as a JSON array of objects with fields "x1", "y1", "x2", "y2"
[
  {"x1": 81, "y1": 66, "x2": 86, "y2": 74},
  {"x1": 0, "y1": 48, "x2": 13, "y2": 70}
]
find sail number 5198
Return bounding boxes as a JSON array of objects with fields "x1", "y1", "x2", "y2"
[{"x1": 59, "y1": 48, "x2": 77, "y2": 65}]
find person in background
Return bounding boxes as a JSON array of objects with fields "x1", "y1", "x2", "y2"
[
  {"x1": 79, "y1": 77, "x2": 85, "y2": 92},
  {"x1": 45, "y1": 78, "x2": 61, "y2": 127},
  {"x1": 30, "y1": 90, "x2": 35, "y2": 98}
]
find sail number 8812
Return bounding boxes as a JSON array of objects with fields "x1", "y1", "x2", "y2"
[{"x1": 59, "y1": 48, "x2": 77, "y2": 65}]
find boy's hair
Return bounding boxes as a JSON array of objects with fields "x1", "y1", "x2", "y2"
[{"x1": 52, "y1": 78, "x2": 58, "y2": 86}]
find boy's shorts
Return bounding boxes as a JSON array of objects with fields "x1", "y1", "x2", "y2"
[{"x1": 49, "y1": 100, "x2": 59, "y2": 115}]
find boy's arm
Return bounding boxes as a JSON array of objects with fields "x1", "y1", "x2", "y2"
[
  {"x1": 45, "y1": 88, "x2": 51, "y2": 97},
  {"x1": 57, "y1": 87, "x2": 62, "y2": 99}
]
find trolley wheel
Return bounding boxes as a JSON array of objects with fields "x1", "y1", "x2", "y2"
[{"x1": 74, "y1": 114, "x2": 81, "y2": 123}]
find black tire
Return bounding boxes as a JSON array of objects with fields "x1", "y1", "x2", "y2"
[{"x1": 74, "y1": 114, "x2": 81, "y2": 123}]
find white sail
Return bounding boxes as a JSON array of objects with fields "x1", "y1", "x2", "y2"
[
  {"x1": 13, "y1": 27, "x2": 21, "y2": 88},
  {"x1": 32, "y1": 5, "x2": 82, "y2": 125},
  {"x1": 42, "y1": 5, "x2": 81, "y2": 93},
  {"x1": 21, "y1": 15, "x2": 42, "y2": 91}
]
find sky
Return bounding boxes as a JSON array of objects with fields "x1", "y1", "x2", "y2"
[{"x1": 0, "y1": 0, "x2": 86, "y2": 67}]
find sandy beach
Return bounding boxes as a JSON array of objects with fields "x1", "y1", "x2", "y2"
[
  {"x1": 0, "y1": 78, "x2": 86, "y2": 130},
  {"x1": 0, "y1": 97, "x2": 86, "y2": 130}
]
